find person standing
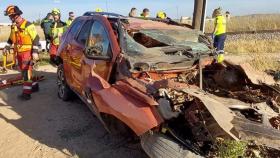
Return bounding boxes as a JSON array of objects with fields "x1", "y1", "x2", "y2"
[
  {"x1": 40, "y1": 13, "x2": 53, "y2": 52},
  {"x1": 140, "y1": 8, "x2": 150, "y2": 18},
  {"x1": 129, "y1": 8, "x2": 137, "y2": 17},
  {"x1": 49, "y1": 8, "x2": 66, "y2": 64},
  {"x1": 66, "y1": 11, "x2": 75, "y2": 27},
  {"x1": 4, "y1": 5, "x2": 40, "y2": 100},
  {"x1": 156, "y1": 11, "x2": 167, "y2": 19},
  {"x1": 212, "y1": 7, "x2": 227, "y2": 63},
  {"x1": 95, "y1": 8, "x2": 103, "y2": 12}
]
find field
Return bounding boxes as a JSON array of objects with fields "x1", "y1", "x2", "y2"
[
  {"x1": 205, "y1": 14, "x2": 280, "y2": 33},
  {"x1": 0, "y1": 26, "x2": 45, "y2": 42}
]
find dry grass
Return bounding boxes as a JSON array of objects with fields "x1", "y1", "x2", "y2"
[
  {"x1": 225, "y1": 40, "x2": 280, "y2": 54},
  {"x1": 249, "y1": 54, "x2": 280, "y2": 72},
  {"x1": 0, "y1": 26, "x2": 45, "y2": 42},
  {"x1": 205, "y1": 14, "x2": 280, "y2": 33},
  {"x1": 225, "y1": 39, "x2": 280, "y2": 72}
]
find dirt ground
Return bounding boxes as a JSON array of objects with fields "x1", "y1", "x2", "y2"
[{"x1": 0, "y1": 65, "x2": 147, "y2": 158}]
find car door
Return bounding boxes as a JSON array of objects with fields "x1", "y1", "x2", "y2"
[
  {"x1": 69, "y1": 20, "x2": 93, "y2": 94},
  {"x1": 80, "y1": 20, "x2": 117, "y2": 94},
  {"x1": 62, "y1": 19, "x2": 84, "y2": 86}
]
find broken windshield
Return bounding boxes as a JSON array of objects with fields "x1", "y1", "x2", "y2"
[{"x1": 126, "y1": 29, "x2": 209, "y2": 55}]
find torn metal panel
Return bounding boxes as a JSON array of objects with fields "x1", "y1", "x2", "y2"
[
  {"x1": 232, "y1": 117, "x2": 280, "y2": 150},
  {"x1": 227, "y1": 62, "x2": 276, "y2": 85},
  {"x1": 93, "y1": 83, "x2": 163, "y2": 136},
  {"x1": 270, "y1": 116, "x2": 280, "y2": 130},
  {"x1": 180, "y1": 88, "x2": 238, "y2": 140}
]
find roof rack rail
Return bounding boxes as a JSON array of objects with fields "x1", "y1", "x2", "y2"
[
  {"x1": 83, "y1": 12, "x2": 125, "y2": 18},
  {"x1": 132, "y1": 17, "x2": 192, "y2": 29}
]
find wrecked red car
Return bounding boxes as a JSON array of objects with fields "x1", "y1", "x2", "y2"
[{"x1": 56, "y1": 12, "x2": 280, "y2": 157}]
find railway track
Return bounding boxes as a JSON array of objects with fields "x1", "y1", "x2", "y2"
[{"x1": 205, "y1": 29, "x2": 280, "y2": 36}]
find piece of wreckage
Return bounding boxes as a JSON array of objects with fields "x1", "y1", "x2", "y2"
[
  {"x1": 57, "y1": 16, "x2": 280, "y2": 157},
  {"x1": 109, "y1": 18, "x2": 280, "y2": 156}
]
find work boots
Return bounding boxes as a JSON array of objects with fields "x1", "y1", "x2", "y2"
[
  {"x1": 32, "y1": 83, "x2": 39, "y2": 93},
  {"x1": 18, "y1": 93, "x2": 31, "y2": 101}
]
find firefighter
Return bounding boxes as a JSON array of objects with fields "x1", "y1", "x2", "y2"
[
  {"x1": 140, "y1": 8, "x2": 150, "y2": 18},
  {"x1": 95, "y1": 8, "x2": 103, "y2": 12},
  {"x1": 4, "y1": 5, "x2": 40, "y2": 100},
  {"x1": 40, "y1": 13, "x2": 53, "y2": 52},
  {"x1": 129, "y1": 8, "x2": 137, "y2": 17},
  {"x1": 66, "y1": 11, "x2": 75, "y2": 27},
  {"x1": 156, "y1": 11, "x2": 167, "y2": 19},
  {"x1": 49, "y1": 8, "x2": 66, "y2": 64},
  {"x1": 212, "y1": 7, "x2": 227, "y2": 63}
]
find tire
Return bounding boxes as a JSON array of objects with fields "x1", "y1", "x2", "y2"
[
  {"x1": 140, "y1": 132, "x2": 202, "y2": 158},
  {"x1": 57, "y1": 64, "x2": 74, "y2": 101}
]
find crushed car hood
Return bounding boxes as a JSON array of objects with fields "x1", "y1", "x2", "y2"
[{"x1": 125, "y1": 35, "x2": 211, "y2": 71}]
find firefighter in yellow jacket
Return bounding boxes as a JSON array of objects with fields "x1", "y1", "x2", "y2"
[
  {"x1": 4, "y1": 5, "x2": 40, "y2": 100},
  {"x1": 49, "y1": 8, "x2": 66, "y2": 64},
  {"x1": 212, "y1": 7, "x2": 227, "y2": 63}
]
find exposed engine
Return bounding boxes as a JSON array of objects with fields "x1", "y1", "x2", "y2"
[{"x1": 132, "y1": 60, "x2": 280, "y2": 154}]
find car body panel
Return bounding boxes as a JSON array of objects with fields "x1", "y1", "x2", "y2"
[
  {"x1": 58, "y1": 15, "x2": 164, "y2": 135},
  {"x1": 92, "y1": 79, "x2": 163, "y2": 136}
]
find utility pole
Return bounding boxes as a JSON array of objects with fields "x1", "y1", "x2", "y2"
[
  {"x1": 176, "y1": 6, "x2": 179, "y2": 20},
  {"x1": 106, "y1": 0, "x2": 109, "y2": 12},
  {"x1": 192, "y1": 0, "x2": 207, "y2": 32}
]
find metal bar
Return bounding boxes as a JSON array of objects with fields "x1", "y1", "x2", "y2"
[{"x1": 199, "y1": 59, "x2": 203, "y2": 90}]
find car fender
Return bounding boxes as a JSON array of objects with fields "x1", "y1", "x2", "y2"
[{"x1": 91, "y1": 80, "x2": 163, "y2": 136}]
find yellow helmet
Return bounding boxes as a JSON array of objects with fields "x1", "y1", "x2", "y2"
[
  {"x1": 95, "y1": 8, "x2": 103, "y2": 12},
  {"x1": 157, "y1": 11, "x2": 166, "y2": 19},
  {"x1": 52, "y1": 8, "x2": 61, "y2": 15}
]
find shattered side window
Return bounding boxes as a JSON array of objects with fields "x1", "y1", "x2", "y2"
[{"x1": 126, "y1": 32, "x2": 147, "y2": 55}]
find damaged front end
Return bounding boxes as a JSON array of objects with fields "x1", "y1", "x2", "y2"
[
  {"x1": 128, "y1": 61, "x2": 280, "y2": 155},
  {"x1": 112, "y1": 18, "x2": 280, "y2": 156}
]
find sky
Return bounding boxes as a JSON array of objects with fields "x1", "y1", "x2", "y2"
[{"x1": 0, "y1": 0, "x2": 280, "y2": 22}]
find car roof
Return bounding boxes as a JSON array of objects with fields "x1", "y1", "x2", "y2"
[
  {"x1": 83, "y1": 12, "x2": 125, "y2": 18},
  {"x1": 126, "y1": 18, "x2": 192, "y2": 30},
  {"x1": 81, "y1": 12, "x2": 193, "y2": 31}
]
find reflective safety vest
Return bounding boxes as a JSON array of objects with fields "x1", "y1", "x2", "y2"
[
  {"x1": 140, "y1": 13, "x2": 149, "y2": 18},
  {"x1": 50, "y1": 21, "x2": 66, "y2": 45},
  {"x1": 8, "y1": 20, "x2": 39, "y2": 53},
  {"x1": 66, "y1": 19, "x2": 73, "y2": 27},
  {"x1": 214, "y1": 15, "x2": 226, "y2": 36}
]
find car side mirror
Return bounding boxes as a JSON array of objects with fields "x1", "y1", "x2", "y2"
[{"x1": 84, "y1": 45, "x2": 110, "y2": 60}]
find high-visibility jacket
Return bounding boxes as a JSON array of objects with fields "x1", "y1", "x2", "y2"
[
  {"x1": 66, "y1": 19, "x2": 73, "y2": 27},
  {"x1": 7, "y1": 19, "x2": 40, "y2": 53},
  {"x1": 214, "y1": 15, "x2": 226, "y2": 36},
  {"x1": 140, "y1": 13, "x2": 149, "y2": 18},
  {"x1": 50, "y1": 20, "x2": 66, "y2": 45}
]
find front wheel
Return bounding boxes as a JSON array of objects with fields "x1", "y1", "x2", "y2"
[
  {"x1": 57, "y1": 64, "x2": 74, "y2": 101},
  {"x1": 140, "y1": 132, "x2": 202, "y2": 158}
]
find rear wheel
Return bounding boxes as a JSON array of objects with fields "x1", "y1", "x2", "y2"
[
  {"x1": 140, "y1": 132, "x2": 202, "y2": 158},
  {"x1": 57, "y1": 64, "x2": 74, "y2": 101}
]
